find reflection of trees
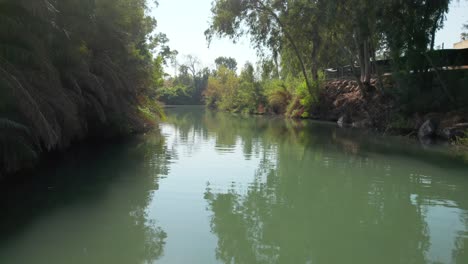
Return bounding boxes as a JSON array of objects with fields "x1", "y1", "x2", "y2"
[
  {"x1": 163, "y1": 106, "x2": 208, "y2": 157},
  {"x1": 200, "y1": 110, "x2": 468, "y2": 264},
  {"x1": 165, "y1": 106, "x2": 208, "y2": 141},
  {"x1": 159, "y1": 107, "x2": 468, "y2": 263},
  {"x1": 453, "y1": 209, "x2": 468, "y2": 263},
  {"x1": 166, "y1": 107, "x2": 283, "y2": 158},
  {"x1": 0, "y1": 130, "x2": 172, "y2": 264},
  {"x1": 206, "y1": 156, "x2": 429, "y2": 263},
  {"x1": 203, "y1": 110, "x2": 288, "y2": 159}
]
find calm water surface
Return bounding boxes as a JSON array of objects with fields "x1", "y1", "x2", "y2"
[{"x1": 1, "y1": 106, "x2": 468, "y2": 264}]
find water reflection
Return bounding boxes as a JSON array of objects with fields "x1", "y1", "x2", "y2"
[
  {"x1": 165, "y1": 108, "x2": 468, "y2": 264},
  {"x1": 0, "y1": 130, "x2": 171, "y2": 264},
  {"x1": 2, "y1": 107, "x2": 467, "y2": 264}
]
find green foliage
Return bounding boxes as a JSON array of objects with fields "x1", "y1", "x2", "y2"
[
  {"x1": 158, "y1": 62, "x2": 210, "y2": 105},
  {"x1": 204, "y1": 60, "x2": 319, "y2": 117},
  {"x1": 138, "y1": 97, "x2": 166, "y2": 127},
  {"x1": 296, "y1": 71, "x2": 323, "y2": 109},
  {"x1": 205, "y1": 66, "x2": 240, "y2": 111},
  {"x1": 262, "y1": 74, "x2": 319, "y2": 117},
  {"x1": 386, "y1": 114, "x2": 413, "y2": 132},
  {"x1": 204, "y1": 63, "x2": 263, "y2": 113},
  {"x1": 158, "y1": 83, "x2": 191, "y2": 104},
  {"x1": 207, "y1": 0, "x2": 454, "y2": 99},
  {"x1": 0, "y1": 0, "x2": 170, "y2": 176},
  {"x1": 455, "y1": 131, "x2": 468, "y2": 147},
  {"x1": 267, "y1": 89, "x2": 292, "y2": 114},
  {"x1": 393, "y1": 69, "x2": 468, "y2": 114},
  {"x1": 138, "y1": 106, "x2": 159, "y2": 126},
  {"x1": 215, "y1": 56, "x2": 238, "y2": 71}
]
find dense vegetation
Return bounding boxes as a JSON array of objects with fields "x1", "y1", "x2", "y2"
[
  {"x1": 201, "y1": 0, "x2": 468, "y2": 118},
  {"x1": 158, "y1": 55, "x2": 209, "y2": 105},
  {"x1": 0, "y1": 0, "x2": 171, "y2": 176},
  {"x1": 204, "y1": 59, "x2": 315, "y2": 117},
  {"x1": 206, "y1": 0, "x2": 452, "y2": 88}
]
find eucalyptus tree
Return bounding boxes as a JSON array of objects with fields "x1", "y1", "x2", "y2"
[
  {"x1": 378, "y1": 0, "x2": 451, "y2": 69},
  {"x1": 215, "y1": 56, "x2": 238, "y2": 71},
  {"x1": 206, "y1": 0, "x2": 370, "y2": 94},
  {"x1": 208, "y1": 0, "x2": 454, "y2": 90},
  {"x1": 206, "y1": 0, "x2": 317, "y2": 94},
  {"x1": 462, "y1": 23, "x2": 468, "y2": 39},
  {"x1": 258, "y1": 59, "x2": 279, "y2": 81}
]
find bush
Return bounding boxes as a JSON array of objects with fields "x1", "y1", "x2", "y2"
[{"x1": 456, "y1": 131, "x2": 468, "y2": 147}]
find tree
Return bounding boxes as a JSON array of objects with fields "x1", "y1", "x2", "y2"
[
  {"x1": 379, "y1": 0, "x2": 451, "y2": 68},
  {"x1": 206, "y1": 0, "x2": 453, "y2": 95},
  {"x1": 462, "y1": 22, "x2": 468, "y2": 40},
  {"x1": 259, "y1": 59, "x2": 279, "y2": 81},
  {"x1": 215, "y1": 56, "x2": 238, "y2": 71},
  {"x1": 185, "y1": 55, "x2": 201, "y2": 78},
  {"x1": 206, "y1": 0, "x2": 316, "y2": 94},
  {"x1": 158, "y1": 55, "x2": 210, "y2": 105},
  {"x1": 204, "y1": 66, "x2": 239, "y2": 110}
]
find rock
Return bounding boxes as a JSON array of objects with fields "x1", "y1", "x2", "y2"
[
  {"x1": 337, "y1": 115, "x2": 351, "y2": 127},
  {"x1": 441, "y1": 127, "x2": 464, "y2": 140},
  {"x1": 436, "y1": 115, "x2": 466, "y2": 139},
  {"x1": 418, "y1": 119, "x2": 436, "y2": 139},
  {"x1": 441, "y1": 123, "x2": 468, "y2": 140}
]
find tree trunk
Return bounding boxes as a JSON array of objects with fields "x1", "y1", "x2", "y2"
[
  {"x1": 310, "y1": 32, "x2": 321, "y2": 83},
  {"x1": 358, "y1": 43, "x2": 365, "y2": 83},
  {"x1": 354, "y1": 32, "x2": 372, "y2": 95},
  {"x1": 341, "y1": 46, "x2": 363, "y2": 89},
  {"x1": 273, "y1": 54, "x2": 280, "y2": 78},
  {"x1": 253, "y1": 0, "x2": 313, "y2": 95},
  {"x1": 430, "y1": 11, "x2": 442, "y2": 51},
  {"x1": 287, "y1": 37, "x2": 313, "y2": 95},
  {"x1": 363, "y1": 40, "x2": 371, "y2": 85},
  {"x1": 371, "y1": 44, "x2": 384, "y2": 91},
  {"x1": 354, "y1": 32, "x2": 365, "y2": 83}
]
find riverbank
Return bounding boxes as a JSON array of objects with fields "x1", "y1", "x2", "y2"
[
  {"x1": 305, "y1": 79, "x2": 468, "y2": 146},
  {"x1": 238, "y1": 77, "x2": 468, "y2": 149}
]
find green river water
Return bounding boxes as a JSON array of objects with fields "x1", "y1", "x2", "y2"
[{"x1": 1, "y1": 106, "x2": 468, "y2": 264}]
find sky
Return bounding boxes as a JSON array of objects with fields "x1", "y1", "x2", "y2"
[
  {"x1": 150, "y1": 0, "x2": 468, "y2": 75},
  {"x1": 150, "y1": 0, "x2": 257, "y2": 74},
  {"x1": 435, "y1": 0, "x2": 468, "y2": 48}
]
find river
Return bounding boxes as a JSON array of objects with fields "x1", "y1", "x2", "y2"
[{"x1": 1, "y1": 106, "x2": 468, "y2": 264}]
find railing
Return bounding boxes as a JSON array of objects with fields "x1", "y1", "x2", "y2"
[{"x1": 324, "y1": 48, "x2": 468, "y2": 80}]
